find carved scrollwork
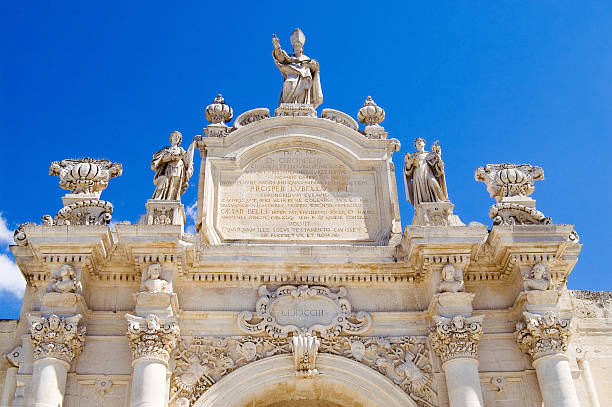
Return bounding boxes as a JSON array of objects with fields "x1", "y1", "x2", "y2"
[
  {"x1": 429, "y1": 314, "x2": 484, "y2": 364},
  {"x1": 28, "y1": 314, "x2": 86, "y2": 363},
  {"x1": 125, "y1": 314, "x2": 179, "y2": 364},
  {"x1": 515, "y1": 311, "x2": 571, "y2": 360},
  {"x1": 233, "y1": 108, "x2": 270, "y2": 129},
  {"x1": 237, "y1": 285, "x2": 371, "y2": 338}
]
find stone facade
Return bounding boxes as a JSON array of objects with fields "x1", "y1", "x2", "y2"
[{"x1": 1, "y1": 28, "x2": 610, "y2": 407}]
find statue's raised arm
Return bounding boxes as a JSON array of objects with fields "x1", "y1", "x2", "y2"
[{"x1": 271, "y1": 28, "x2": 323, "y2": 108}]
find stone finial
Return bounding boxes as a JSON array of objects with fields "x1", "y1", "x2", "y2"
[
  {"x1": 437, "y1": 264, "x2": 465, "y2": 293},
  {"x1": 358, "y1": 96, "x2": 387, "y2": 139},
  {"x1": 292, "y1": 333, "x2": 320, "y2": 378},
  {"x1": 28, "y1": 314, "x2": 86, "y2": 363},
  {"x1": 205, "y1": 94, "x2": 233, "y2": 124},
  {"x1": 522, "y1": 262, "x2": 552, "y2": 291},
  {"x1": 474, "y1": 163, "x2": 551, "y2": 225},
  {"x1": 515, "y1": 311, "x2": 571, "y2": 360},
  {"x1": 49, "y1": 158, "x2": 122, "y2": 196},
  {"x1": 125, "y1": 314, "x2": 179, "y2": 364},
  {"x1": 429, "y1": 314, "x2": 484, "y2": 363}
]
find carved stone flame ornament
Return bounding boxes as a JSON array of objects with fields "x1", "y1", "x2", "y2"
[
  {"x1": 292, "y1": 333, "x2": 320, "y2": 378},
  {"x1": 125, "y1": 314, "x2": 180, "y2": 364},
  {"x1": 429, "y1": 314, "x2": 484, "y2": 364},
  {"x1": 28, "y1": 314, "x2": 86, "y2": 363},
  {"x1": 475, "y1": 163, "x2": 551, "y2": 225},
  {"x1": 515, "y1": 311, "x2": 571, "y2": 360},
  {"x1": 237, "y1": 285, "x2": 372, "y2": 338}
]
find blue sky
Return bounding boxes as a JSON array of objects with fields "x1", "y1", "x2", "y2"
[{"x1": 1, "y1": 1, "x2": 611, "y2": 318}]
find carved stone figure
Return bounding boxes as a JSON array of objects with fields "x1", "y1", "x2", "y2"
[
  {"x1": 404, "y1": 138, "x2": 448, "y2": 206},
  {"x1": 429, "y1": 314, "x2": 484, "y2": 363},
  {"x1": 141, "y1": 263, "x2": 170, "y2": 294},
  {"x1": 151, "y1": 131, "x2": 196, "y2": 201},
  {"x1": 28, "y1": 314, "x2": 86, "y2": 363},
  {"x1": 292, "y1": 334, "x2": 320, "y2": 378},
  {"x1": 515, "y1": 311, "x2": 571, "y2": 359},
  {"x1": 522, "y1": 262, "x2": 552, "y2": 291},
  {"x1": 48, "y1": 264, "x2": 80, "y2": 294},
  {"x1": 272, "y1": 28, "x2": 323, "y2": 107},
  {"x1": 125, "y1": 313, "x2": 180, "y2": 363},
  {"x1": 437, "y1": 264, "x2": 465, "y2": 293}
]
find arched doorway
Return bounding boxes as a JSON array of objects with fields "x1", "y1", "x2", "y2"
[{"x1": 193, "y1": 354, "x2": 419, "y2": 407}]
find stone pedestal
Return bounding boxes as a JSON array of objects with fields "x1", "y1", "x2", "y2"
[
  {"x1": 40, "y1": 292, "x2": 87, "y2": 317},
  {"x1": 274, "y1": 103, "x2": 317, "y2": 117},
  {"x1": 144, "y1": 200, "x2": 185, "y2": 227},
  {"x1": 133, "y1": 292, "x2": 179, "y2": 319},
  {"x1": 443, "y1": 358, "x2": 484, "y2": 407},
  {"x1": 533, "y1": 355, "x2": 580, "y2": 407},
  {"x1": 412, "y1": 202, "x2": 464, "y2": 226},
  {"x1": 28, "y1": 358, "x2": 69, "y2": 407}
]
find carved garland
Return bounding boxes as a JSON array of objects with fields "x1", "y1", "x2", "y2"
[
  {"x1": 237, "y1": 285, "x2": 372, "y2": 338},
  {"x1": 169, "y1": 335, "x2": 436, "y2": 407}
]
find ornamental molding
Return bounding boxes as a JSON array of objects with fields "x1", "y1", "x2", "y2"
[
  {"x1": 169, "y1": 335, "x2": 435, "y2": 407},
  {"x1": 429, "y1": 314, "x2": 484, "y2": 364},
  {"x1": 125, "y1": 314, "x2": 180, "y2": 364},
  {"x1": 28, "y1": 314, "x2": 86, "y2": 363},
  {"x1": 237, "y1": 285, "x2": 372, "y2": 338},
  {"x1": 515, "y1": 311, "x2": 572, "y2": 360},
  {"x1": 292, "y1": 334, "x2": 320, "y2": 378}
]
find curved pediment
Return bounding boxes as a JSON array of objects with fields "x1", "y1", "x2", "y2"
[{"x1": 198, "y1": 114, "x2": 402, "y2": 246}]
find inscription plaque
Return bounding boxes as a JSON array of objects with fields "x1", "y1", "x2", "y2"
[{"x1": 216, "y1": 148, "x2": 381, "y2": 241}]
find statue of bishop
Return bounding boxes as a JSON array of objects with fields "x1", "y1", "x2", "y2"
[{"x1": 272, "y1": 28, "x2": 323, "y2": 108}]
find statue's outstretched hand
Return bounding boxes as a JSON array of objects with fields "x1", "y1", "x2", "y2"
[{"x1": 272, "y1": 34, "x2": 280, "y2": 49}]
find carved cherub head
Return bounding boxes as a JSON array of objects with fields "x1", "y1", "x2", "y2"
[
  {"x1": 441, "y1": 264, "x2": 455, "y2": 282},
  {"x1": 59, "y1": 264, "x2": 75, "y2": 280},
  {"x1": 531, "y1": 263, "x2": 549, "y2": 280},
  {"x1": 145, "y1": 314, "x2": 161, "y2": 331},
  {"x1": 452, "y1": 315, "x2": 465, "y2": 330},
  {"x1": 48, "y1": 315, "x2": 61, "y2": 331},
  {"x1": 148, "y1": 263, "x2": 161, "y2": 280}
]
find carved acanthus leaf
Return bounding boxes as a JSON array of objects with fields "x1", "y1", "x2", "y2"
[
  {"x1": 429, "y1": 315, "x2": 484, "y2": 363},
  {"x1": 125, "y1": 314, "x2": 179, "y2": 363},
  {"x1": 515, "y1": 311, "x2": 571, "y2": 360},
  {"x1": 28, "y1": 314, "x2": 86, "y2": 363}
]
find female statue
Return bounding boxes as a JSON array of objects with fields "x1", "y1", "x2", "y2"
[
  {"x1": 404, "y1": 138, "x2": 449, "y2": 206},
  {"x1": 151, "y1": 131, "x2": 196, "y2": 201}
]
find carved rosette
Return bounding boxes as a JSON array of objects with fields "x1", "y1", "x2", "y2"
[
  {"x1": 125, "y1": 314, "x2": 179, "y2": 364},
  {"x1": 237, "y1": 285, "x2": 371, "y2": 338},
  {"x1": 429, "y1": 315, "x2": 484, "y2": 364},
  {"x1": 28, "y1": 314, "x2": 86, "y2": 363},
  {"x1": 169, "y1": 335, "x2": 435, "y2": 407},
  {"x1": 515, "y1": 311, "x2": 571, "y2": 360}
]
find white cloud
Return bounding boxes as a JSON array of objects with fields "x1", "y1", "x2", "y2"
[
  {"x1": 185, "y1": 201, "x2": 198, "y2": 234},
  {"x1": 0, "y1": 214, "x2": 13, "y2": 246},
  {"x1": 0, "y1": 253, "x2": 25, "y2": 297}
]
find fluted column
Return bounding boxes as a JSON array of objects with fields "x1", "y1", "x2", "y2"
[
  {"x1": 126, "y1": 314, "x2": 179, "y2": 407},
  {"x1": 516, "y1": 311, "x2": 578, "y2": 407},
  {"x1": 430, "y1": 314, "x2": 485, "y2": 407},
  {"x1": 26, "y1": 314, "x2": 86, "y2": 407}
]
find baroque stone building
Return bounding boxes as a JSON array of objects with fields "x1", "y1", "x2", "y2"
[{"x1": 1, "y1": 29, "x2": 610, "y2": 407}]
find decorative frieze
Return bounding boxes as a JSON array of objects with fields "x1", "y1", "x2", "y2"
[
  {"x1": 237, "y1": 285, "x2": 372, "y2": 338},
  {"x1": 28, "y1": 314, "x2": 86, "y2": 363},
  {"x1": 125, "y1": 314, "x2": 179, "y2": 363},
  {"x1": 429, "y1": 314, "x2": 484, "y2": 363},
  {"x1": 515, "y1": 311, "x2": 571, "y2": 360}
]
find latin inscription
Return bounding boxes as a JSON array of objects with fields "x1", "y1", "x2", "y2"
[{"x1": 217, "y1": 149, "x2": 380, "y2": 241}]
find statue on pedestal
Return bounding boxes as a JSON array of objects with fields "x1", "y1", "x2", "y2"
[
  {"x1": 404, "y1": 138, "x2": 448, "y2": 206},
  {"x1": 151, "y1": 131, "x2": 196, "y2": 201},
  {"x1": 272, "y1": 28, "x2": 323, "y2": 108},
  {"x1": 141, "y1": 264, "x2": 170, "y2": 294}
]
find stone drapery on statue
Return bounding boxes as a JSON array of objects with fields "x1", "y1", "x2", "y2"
[
  {"x1": 404, "y1": 138, "x2": 449, "y2": 206},
  {"x1": 151, "y1": 131, "x2": 195, "y2": 201},
  {"x1": 272, "y1": 28, "x2": 323, "y2": 107}
]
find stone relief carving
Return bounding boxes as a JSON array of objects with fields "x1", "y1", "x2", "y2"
[
  {"x1": 272, "y1": 28, "x2": 322, "y2": 108},
  {"x1": 233, "y1": 108, "x2": 270, "y2": 129},
  {"x1": 125, "y1": 314, "x2": 180, "y2": 363},
  {"x1": 5, "y1": 346, "x2": 23, "y2": 367},
  {"x1": 169, "y1": 335, "x2": 435, "y2": 407},
  {"x1": 151, "y1": 131, "x2": 196, "y2": 201},
  {"x1": 491, "y1": 376, "x2": 508, "y2": 392},
  {"x1": 13, "y1": 222, "x2": 35, "y2": 246},
  {"x1": 522, "y1": 262, "x2": 552, "y2": 291},
  {"x1": 321, "y1": 108, "x2": 359, "y2": 131},
  {"x1": 94, "y1": 376, "x2": 113, "y2": 396},
  {"x1": 570, "y1": 290, "x2": 612, "y2": 319},
  {"x1": 429, "y1": 314, "x2": 484, "y2": 363},
  {"x1": 237, "y1": 285, "x2": 372, "y2": 338},
  {"x1": 28, "y1": 314, "x2": 86, "y2": 363},
  {"x1": 292, "y1": 333, "x2": 320, "y2": 378},
  {"x1": 475, "y1": 163, "x2": 552, "y2": 225},
  {"x1": 140, "y1": 263, "x2": 170, "y2": 294},
  {"x1": 437, "y1": 264, "x2": 465, "y2": 293},
  {"x1": 357, "y1": 96, "x2": 387, "y2": 139},
  {"x1": 48, "y1": 264, "x2": 81, "y2": 294},
  {"x1": 515, "y1": 311, "x2": 571, "y2": 360}
]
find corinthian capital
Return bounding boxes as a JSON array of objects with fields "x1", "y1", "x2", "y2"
[
  {"x1": 125, "y1": 314, "x2": 179, "y2": 364},
  {"x1": 515, "y1": 311, "x2": 571, "y2": 360},
  {"x1": 28, "y1": 314, "x2": 86, "y2": 363},
  {"x1": 429, "y1": 314, "x2": 484, "y2": 364}
]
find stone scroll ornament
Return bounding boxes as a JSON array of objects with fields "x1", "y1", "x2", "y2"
[
  {"x1": 429, "y1": 314, "x2": 484, "y2": 364},
  {"x1": 237, "y1": 285, "x2": 372, "y2": 338},
  {"x1": 474, "y1": 163, "x2": 552, "y2": 225},
  {"x1": 43, "y1": 158, "x2": 122, "y2": 225},
  {"x1": 28, "y1": 314, "x2": 86, "y2": 363},
  {"x1": 515, "y1": 311, "x2": 571, "y2": 360},
  {"x1": 169, "y1": 335, "x2": 436, "y2": 407},
  {"x1": 125, "y1": 314, "x2": 180, "y2": 364}
]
